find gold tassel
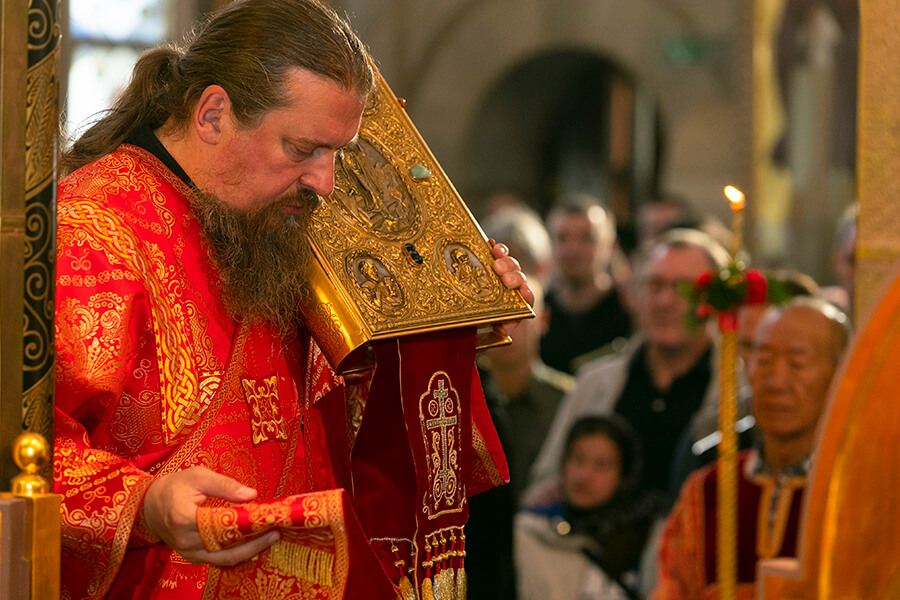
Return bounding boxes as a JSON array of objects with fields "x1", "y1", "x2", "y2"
[
  {"x1": 269, "y1": 539, "x2": 334, "y2": 586},
  {"x1": 398, "y1": 575, "x2": 417, "y2": 600},
  {"x1": 459, "y1": 530, "x2": 468, "y2": 599},
  {"x1": 422, "y1": 576, "x2": 437, "y2": 600},
  {"x1": 449, "y1": 530, "x2": 461, "y2": 600},
  {"x1": 434, "y1": 568, "x2": 454, "y2": 600},
  {"x1": 421, "y1": 534, "x2": 437, "y2": 600},
  {"x1": 390, "y1": 540, "x2": 418, "y2": 600},
  {"x1": 455, "y1": 567, "x2": 466, "y2": 600}
]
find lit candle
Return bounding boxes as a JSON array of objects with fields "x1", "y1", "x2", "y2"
[{"x1": 724, "y1": 186, "x2": 745, "y2": 257}]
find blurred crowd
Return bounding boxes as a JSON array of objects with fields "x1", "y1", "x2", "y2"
[{"x1": 467, "y1": 191, "x2": 856, "y2": 600}]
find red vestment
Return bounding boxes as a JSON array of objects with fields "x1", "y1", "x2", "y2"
[
  {"x1": 650, "y1": 450, "x2": 804, "y2": 600},
  {"x1": 55, "y1": 145, "x2": 507, "y2": 599}
]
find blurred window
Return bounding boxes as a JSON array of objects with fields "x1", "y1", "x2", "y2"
[{"x1": 65, "y1": 0, "x2": 172, "y2": 138}]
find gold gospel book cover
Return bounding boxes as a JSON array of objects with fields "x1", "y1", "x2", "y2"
[{"x1": 300, "y1": 66, "x2": 534, "y2": 374}]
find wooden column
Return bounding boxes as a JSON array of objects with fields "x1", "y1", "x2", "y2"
[{"x1": 855, "y1": 0, "x2": 900, "y2": 320}]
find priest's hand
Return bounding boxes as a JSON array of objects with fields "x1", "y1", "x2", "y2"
[
  {"x1": 143, "y1": 466, "x2": 279, "y2": 566},
  {"x1": 490, "y1": 242, "x2": 535, "y2": 307}
]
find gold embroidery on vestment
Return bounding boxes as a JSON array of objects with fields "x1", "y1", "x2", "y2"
[
  {"x1": 241, "y1": 376, "x2": 288, "y2": 445},
  {"x1": 59, "y1": 200, "x2": 204, "y2": 443},
  {"x1": 418, "y1": 372, "x2": 465, "y2": 519}
]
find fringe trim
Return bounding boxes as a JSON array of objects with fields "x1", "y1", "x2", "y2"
[
  {"x1": 434, "y1": 568, "x2": 455, "y2": 599},
  {"x1": 419, "y1": 528, "x2": 467, "y2": 599},
  {"x1": 419, "y1": 567, "x2": 466, "y2": 600},
  {"x1": 269, "y1": 539, "x2": 334, "y2": 586},
  {"x1": 456, "y1": 568, "x2": 466, "y2": 600}
]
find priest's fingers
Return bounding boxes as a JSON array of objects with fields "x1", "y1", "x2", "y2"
[
  {"x1": 490, "y1": 243, "x2": 535, "y2": 307},
  {"x1": 143, "y1": 466, "x2": 256, "y2": 553},
  {"x1": 189, "y1": 466, "x2": 258, "y2": 503},
  {"x1": 489, "y1": 241, "x2": 512, "y2": 262},
  {"x1": 182, "y1": 530, "x2": 281, "y2": 567}
]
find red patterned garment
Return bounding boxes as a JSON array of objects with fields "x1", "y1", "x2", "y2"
[
  {"x1": 54, "y1": 145, "x2": 507, "y2": 599},
  {"x1": 650, "y1": 450, "x2": 804, "y2": 600}
]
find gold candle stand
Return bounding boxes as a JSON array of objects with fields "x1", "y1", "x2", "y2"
[{"x1": 717, "y1": 325, "x2": 739, "y2": 600}]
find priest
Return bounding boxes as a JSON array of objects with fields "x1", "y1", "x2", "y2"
[{"x1": 54, "y1": 1, "x2": 530, "y2": 598}]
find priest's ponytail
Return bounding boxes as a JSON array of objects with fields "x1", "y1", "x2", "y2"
[{"x1": 60, "y1": 46, "x2": 184, "y2": 174}]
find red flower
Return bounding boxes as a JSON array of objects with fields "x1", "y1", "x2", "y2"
[
  {"x1": 745, "y1": 269, "x2": 767, "y2": 304},
  {"x1": 718, "y1": 311, "x2": 738, "y2": 332},
  {"x1": 696, "y1": 303, "x2": 714, "y2": 319},
  {"x1": 695, "y1": 271, "x2": 712, "y2": 288}
]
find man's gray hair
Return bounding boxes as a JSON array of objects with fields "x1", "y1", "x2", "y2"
[
  {"x1": 635, "y1": 227, "x2": 731, "y2": 275},
  {"x1": 481, "y1": 205, "x2": 551, "y2": 278}
]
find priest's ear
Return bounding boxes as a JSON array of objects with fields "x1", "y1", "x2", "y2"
[{"x1": 194, "y1": 85, "x2": 230, "y2": 143}]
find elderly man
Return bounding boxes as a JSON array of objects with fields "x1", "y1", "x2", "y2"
[
  {"x1": 650, "y1": 299, "x2": 851, "y2": 600},
  {"x1": 55, "y1": 1, "x2": 530, "y2": 598},
  {"x1": 530, "y1": 228, "x2": 730, "y2": 501}
]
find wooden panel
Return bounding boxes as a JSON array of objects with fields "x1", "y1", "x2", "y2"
[
  {"x1": 855, "y1": 0, "x2": 900, "y2": 320},
  {"x1": 757, "y1": 2, "x2": 900, "y2": 597},
  {"x1": 0, "y1": 498, "x2": 29, "y2": 599}
]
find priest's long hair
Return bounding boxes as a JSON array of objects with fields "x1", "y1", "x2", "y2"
[{"x1": 61, "y1": 0, "x2": 374, "y2": 175}]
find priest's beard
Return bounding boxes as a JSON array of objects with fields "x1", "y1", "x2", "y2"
[{"x1": 191, "y1": 189, "x2": 317, "y2": 335}]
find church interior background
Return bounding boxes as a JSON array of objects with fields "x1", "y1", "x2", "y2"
[{"x1": 60, "y1": 0, "x2": 857, "y2": 287}]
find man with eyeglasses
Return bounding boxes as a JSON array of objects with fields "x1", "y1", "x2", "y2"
[{"x1": 529, "y1": 228, "x2": 730, "y2": 502}]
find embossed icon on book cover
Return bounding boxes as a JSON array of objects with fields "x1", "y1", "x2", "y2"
[
  {"x1": 350, "y1": 254, "x2": 406, "y2": 314},
  {"x1": 298, "y1": 63, "x2": 534, "y2": 374},
  {"x1": 332, "y1": 138, "x2": 422, "y2": 240},
  {"x1": 442, "y1": 242, "x2": 496, "y2": 301}
]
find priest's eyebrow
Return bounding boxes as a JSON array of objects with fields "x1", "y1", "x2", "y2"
[{"x1": 287, "y1": 133, "x2": 360, "y2": 151}]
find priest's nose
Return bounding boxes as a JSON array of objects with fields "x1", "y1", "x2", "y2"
[{"x1": 299, "y1": 151, "x2": 337, "y2": 197}]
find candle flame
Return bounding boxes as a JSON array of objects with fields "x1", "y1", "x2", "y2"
[{"x1": 724, "y1": 186, "x2": 745, "y2": 211}]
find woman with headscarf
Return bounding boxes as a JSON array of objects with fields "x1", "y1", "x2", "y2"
[{"x1": 515, "y1": 415, "x2": 665, "y2": 600}]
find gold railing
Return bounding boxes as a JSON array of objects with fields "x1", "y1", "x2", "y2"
[{"x1": 0, "y1": 433, "x2": 60, "y2": 599}]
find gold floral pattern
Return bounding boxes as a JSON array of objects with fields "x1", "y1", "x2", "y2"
[
  {"x1": 56, "y1": 292, "x2": 131, "y2": 395},
  {"x1": 242, "y1": 376, "x2": 288, "y2": 445},
  {"x1": 59, "y1": 201, "x2": 202, "y2": 442},
  {"x1": 248, "y1": 497, "x2": 295, "y2": 532}
]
